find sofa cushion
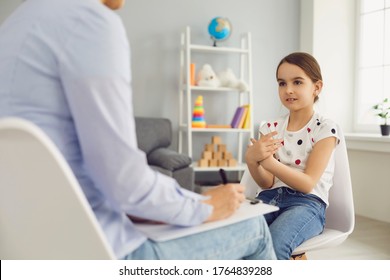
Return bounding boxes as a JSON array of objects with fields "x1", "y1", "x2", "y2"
[
  {"x1": 148, "y1": 148, "x2": 192, "y2": 171},
  {"x1": 135, "y1": 117, "x2": 171, "y2": 154}
]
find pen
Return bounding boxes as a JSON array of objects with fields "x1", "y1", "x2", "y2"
[
  {"x1": 219, "y1": 168, "x2": 228, "y2": 184},
  {"x1": 220, "y1": 168, "x2": 262, "y2": 204}
]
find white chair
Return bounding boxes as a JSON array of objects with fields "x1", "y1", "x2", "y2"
[
  {"x1": 0, "y1": 117, "x2": 115, "y2": 259},
  {"x1": 241, "y1": 125, "x2": 355, "y2": 258}
]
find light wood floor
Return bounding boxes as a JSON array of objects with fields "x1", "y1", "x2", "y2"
[{"x1": 307, "y1": 215, "x2": 390, "y2": 260}]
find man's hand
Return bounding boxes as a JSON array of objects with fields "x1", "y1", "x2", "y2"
[{"x1": 201, "y1": 184, "x2": 245, "y2": 222}]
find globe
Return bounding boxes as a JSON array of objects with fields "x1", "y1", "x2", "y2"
[{"x1": 208, "y1": 17, "x2": 232, "y2": 47}]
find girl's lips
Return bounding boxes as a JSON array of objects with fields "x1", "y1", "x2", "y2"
[{"x1": 286, "y1": 98, "x2": 297, "y2": 102}]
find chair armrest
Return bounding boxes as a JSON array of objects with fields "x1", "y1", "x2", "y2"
[{"x1": 147, "y1": 148, "x2": 191, "y2": 171}]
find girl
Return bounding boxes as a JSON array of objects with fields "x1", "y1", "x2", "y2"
[{"x1": 245, "y1": 52, "x2": 339, "y2": 260}]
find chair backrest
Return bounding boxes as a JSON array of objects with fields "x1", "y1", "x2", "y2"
[
  {"x1": 0, "y1": 118, "x2": 115, "y2": 259},
  {"x1": 324, "y1": 125, "x2": 354, "y2": 233},
  {"x1": 241, "y1": 124, "x2": 354, "y2": 235}
]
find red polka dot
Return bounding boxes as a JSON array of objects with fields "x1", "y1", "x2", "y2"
[
  {"x1": 307, "y1": 128, "x2": 311, "y2": 133},
  {"x1": 281, "y1": 141, "x2": 284, "y2": 146},
  {"x1": 295, "y1": 159, "x2": 301, "y2": 165},
  {"x1": 267, "y1": 123, "x2": 271, "y2": 127},
  {"x1": 274, "y1": 122, "x2": 278, "y2": 127},
  {"x1": 311, "y1": 138, "x2": 314, "y2": 143}
]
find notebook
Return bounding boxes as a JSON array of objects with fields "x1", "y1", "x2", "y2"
[{"x1": 133, "y1": 200, "x2": 279, "y2": 242}]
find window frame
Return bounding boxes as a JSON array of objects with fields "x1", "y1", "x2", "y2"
[{"x1": 354, "y1": 0, "x2": 390, "y2": 133}]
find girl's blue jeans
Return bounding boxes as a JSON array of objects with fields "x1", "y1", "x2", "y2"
[
  {"x1": 125, "y1": 216, "x2": 276, "y2": 260},
  {"x1": 258, "y1": 187, "x2": 326, "y2": 260}
]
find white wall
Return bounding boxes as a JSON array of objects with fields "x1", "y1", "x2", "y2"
[
  {"x1": 301, "y1": 0, "x2": 390, "y2": 223},
  {"x1": 300, "y1": 0, "x2": 355, "y2": 131},
  {"x1": 348, "y1": 150, "x2": 390, "y2": 223}
]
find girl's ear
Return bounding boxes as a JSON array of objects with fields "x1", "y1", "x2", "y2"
[{"x1": 315, "y1": 80, "x2": 323, "y2": 93}]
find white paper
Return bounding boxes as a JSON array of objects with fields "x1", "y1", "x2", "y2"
[{"x1": 133, "y1": 200, "x2": 278, "y2": 242}]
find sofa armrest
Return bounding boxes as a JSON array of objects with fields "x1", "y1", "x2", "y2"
[{"x1": 147, "y1": 148, "x2": 191, "y2": 171}]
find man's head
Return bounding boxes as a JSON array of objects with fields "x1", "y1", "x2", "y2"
[{"x1": 101, "y1": 0, "x2": 125, "y2": 10}]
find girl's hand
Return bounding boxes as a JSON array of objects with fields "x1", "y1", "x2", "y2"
[{"x1": 245, "y1": 131, "x2": 282, "y2": 164}]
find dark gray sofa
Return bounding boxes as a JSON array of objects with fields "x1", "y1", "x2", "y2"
[{"x1": 134, "y1": 117, "x2": 195, "y2": 191}]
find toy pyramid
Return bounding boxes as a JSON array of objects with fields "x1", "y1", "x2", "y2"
[
  {"x1": 192, "y1": 95, "x2": 206, "y2": 128},
  {"x1": 198, "y1": 136, "x2": 237, "y2": 167}
]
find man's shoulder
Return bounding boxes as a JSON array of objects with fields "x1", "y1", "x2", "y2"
[{"x1": 67, "y1": 0, "x2": 122, "y2": 24}]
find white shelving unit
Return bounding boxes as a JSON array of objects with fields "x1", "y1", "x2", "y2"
[{"x1": 178, "y1": 26, "x2": 254, "y2": 173}]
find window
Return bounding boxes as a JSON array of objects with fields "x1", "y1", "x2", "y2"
[{"x1": 355, "y1": 0, "x2": 390, "y2": 132}]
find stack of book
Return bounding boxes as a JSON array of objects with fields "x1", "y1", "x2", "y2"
[{"x1": 230, "y1": 105, "x2": 250, "y2": 129}]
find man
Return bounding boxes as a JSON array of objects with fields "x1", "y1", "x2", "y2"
[{"x1": 0, "y1": 0, "x2": 275, "y2": 259}]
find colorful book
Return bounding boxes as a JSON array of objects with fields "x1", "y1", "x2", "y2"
[
  {"x1": 230, "y1": 106, "x2": 245, "y2": 128},
  {"x1": 237, "y1": 106, "x2": 248, "y2": 128},
  {"x1": 242, "y1": 105, "x2": 251, "y2": 129}
]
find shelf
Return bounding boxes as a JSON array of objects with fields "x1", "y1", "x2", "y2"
[
  {"x1": 178, "y1": 26, "x2": 253, "y2": 177},
  {"x1": 180, "y1": 85, "x2": 249, "y2": 93},
  {"x1": 193, "y1": 128, "x2": 251, "y2": 133},
  {"x1": 179, "y1": 125, "x2": 252, "y2": 133},
  {"x1": 189, "y1": 44, "x2": 249, "y2": 54},
  {"x1": 192, "y1": 162, "x2": 247, "y2": 172},
  {"x1": 191, "y1": 86, "x2": 240, "y2": 91}
]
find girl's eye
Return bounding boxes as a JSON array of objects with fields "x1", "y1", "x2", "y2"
[
  {"x1": 278, "y1": 81, "x2": 286, "y2": 87},
  {"x1": 294, "y1": 80, "x2": 303, "y2": 85}
]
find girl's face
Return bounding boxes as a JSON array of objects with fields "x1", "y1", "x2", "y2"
[{"x1": 277, "y1": 62, "x2": 322, "y2": 113}]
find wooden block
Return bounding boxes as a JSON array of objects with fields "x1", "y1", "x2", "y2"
[
  {"x1": 211, "y1": 136, "x2": 222, "y2": 144},
  {"x1": 198, "y1": 159, "x2": 209, "y2": 167},
  {"x1": 213, "y1": 151, "x2": 223, "y2": 160},
  {"x1": 204, "y1": 144, "x2": 214, "y2": 152},
  {"x1": 223, "y1": 151, "x2": 233, "y2": 160},
  {"x1": 209, "y1": 159, "x2": 218, "y2": 167},
  {"x1": 202, "y1": 151, "x2": 212, "y2": 160},
  {"x1": 227, "y1": 158, "x2": 237, "y2": 167},
  {"x1": 217, "y1": 159, "x2": 227, "y2": 167},
  {"x1": 217, "y1": 144, "x2": 226, "y2": 152}
]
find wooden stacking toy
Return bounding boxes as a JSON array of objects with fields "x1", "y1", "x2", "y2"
[{"x1": 198, "y1": 136, "x2": 237, "y2": 167}]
